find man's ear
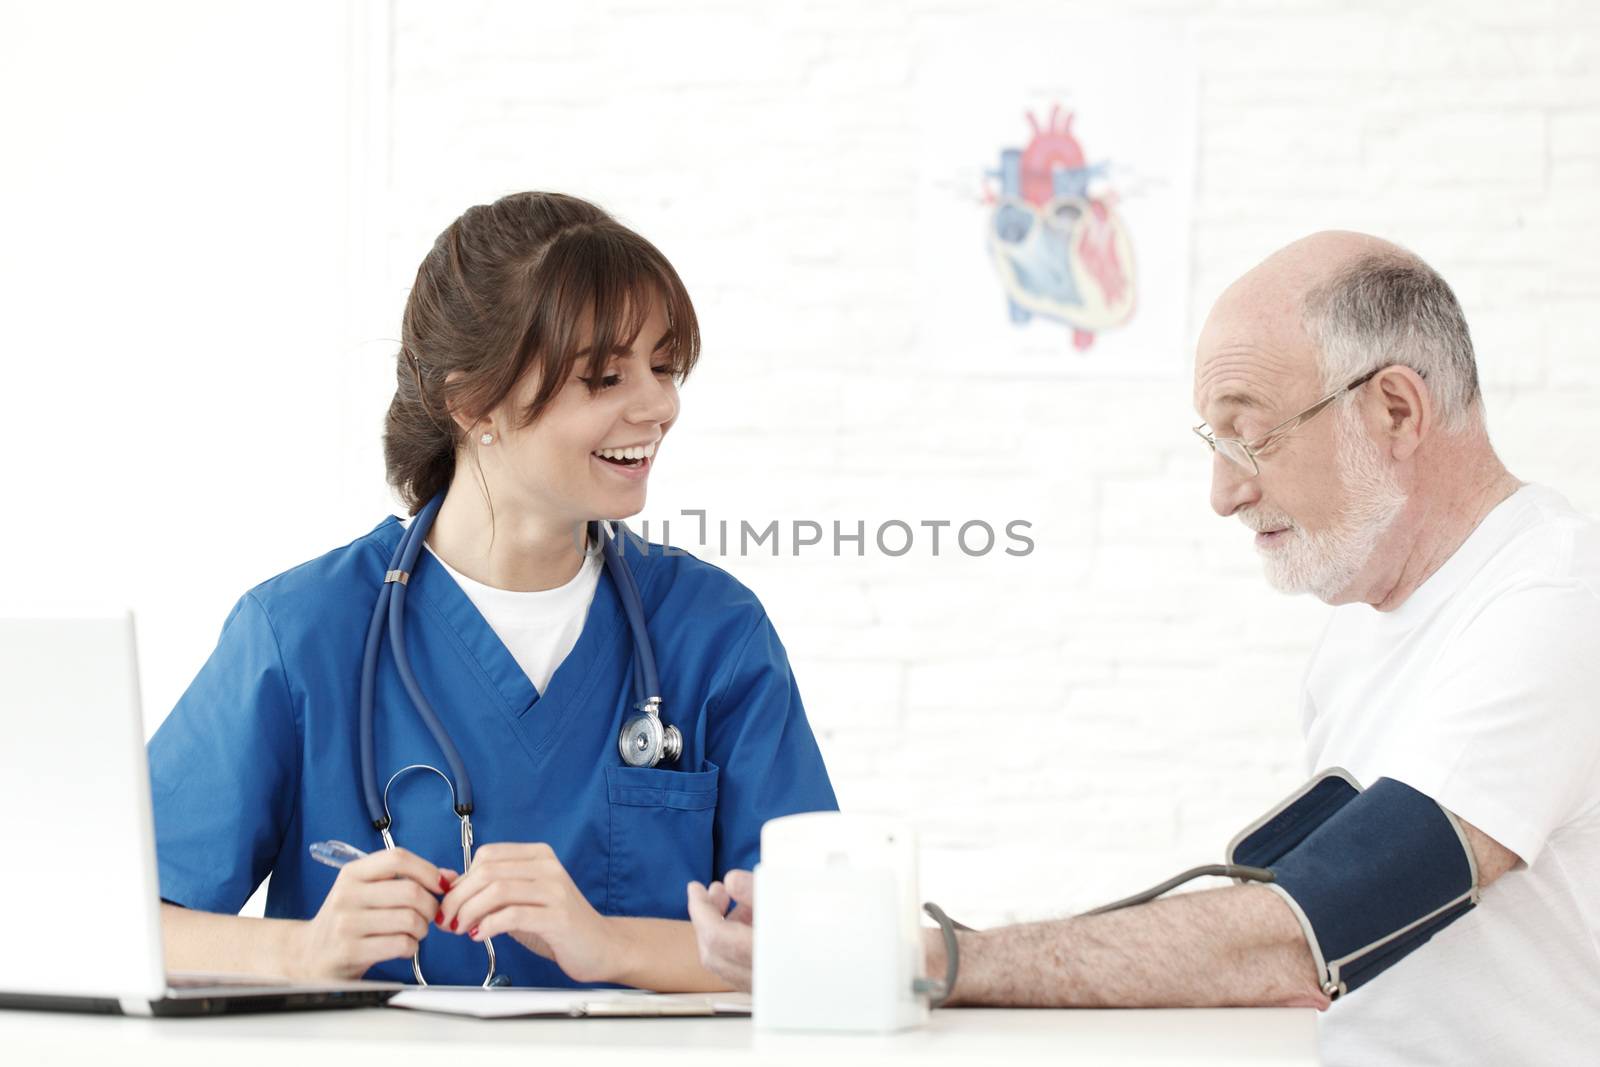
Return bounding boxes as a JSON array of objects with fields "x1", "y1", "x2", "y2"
[{"x1": 1374, "y1": 364, "x2": 1430, "y2": 461}]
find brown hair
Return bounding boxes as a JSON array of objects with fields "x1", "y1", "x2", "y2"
[{"x1": 384, "y1": 191, "x2": 701, "y2": 512}]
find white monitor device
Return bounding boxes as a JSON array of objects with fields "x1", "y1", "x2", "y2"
[
  {"x1": 0, "y1": 613, "x2": 398, "y2": 1015},
  {"x1": 753, "y1": 812, "x2": 931, "y2": 1033}
]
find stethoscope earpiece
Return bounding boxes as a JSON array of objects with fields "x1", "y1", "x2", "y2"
[{"x1": 380, "y1": 764, "x2": 498, "y2": 988}]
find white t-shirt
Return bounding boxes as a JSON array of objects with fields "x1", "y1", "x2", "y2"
[
  {"x1": 423, "y1": 542, "x2": 601, "y2": 695},
  {"x1": 1302, "y1": 484, "x2": 1600, "y2": 1066}
]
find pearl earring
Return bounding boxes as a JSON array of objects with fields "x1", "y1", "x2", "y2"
[{"x1": 479, "y1": 432, "x2": 494, "y2": 446}]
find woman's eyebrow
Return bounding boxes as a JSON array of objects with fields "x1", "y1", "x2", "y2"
[{"x1": 574, "y1": 332, "x2": 675, "y2": 359}]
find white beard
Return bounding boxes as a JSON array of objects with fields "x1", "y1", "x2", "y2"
[{"x1": 1243, "y1": 406, "x2": 1407, "y2": 601}]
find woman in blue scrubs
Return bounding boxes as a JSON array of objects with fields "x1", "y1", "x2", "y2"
[{"x1": 149, "y1": 191, "x2": 838, "y2": 990}]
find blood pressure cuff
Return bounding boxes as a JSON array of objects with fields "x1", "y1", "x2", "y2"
[{"x1": 1226, "y1": 770, "x2": 1480, "y2": 999}]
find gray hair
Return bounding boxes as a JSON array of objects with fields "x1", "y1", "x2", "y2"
[{"x1": 1302, "y1": 251, "x2": 1483, "y2": 434}]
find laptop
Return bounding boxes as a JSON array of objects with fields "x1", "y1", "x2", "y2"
[{"x1": 0, "y1": 613, "x2": 400, "y2": 1016}]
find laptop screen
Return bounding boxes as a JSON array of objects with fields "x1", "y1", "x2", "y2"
[{"x1": 0, "y1": 614, "x2": 168, "y2": 1001}]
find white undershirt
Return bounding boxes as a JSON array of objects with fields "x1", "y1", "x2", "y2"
[
  {"x1": 1301, "y1": 484, "x2": 1600, "y2": 1066},
  {"x1": 401, "y1": 517, "x2": 602, "y2": 695}
]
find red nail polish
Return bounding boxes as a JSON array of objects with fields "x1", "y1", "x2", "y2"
[
  {"x1": 439, "y1": 876, "x2": 451, "y2": 893},
  {"x1": 450, "y1": 917, "x2": 459, "y2": 932},
  {"x1": 434, "y1": 908, "x2": 444, "y2": 924},
  {"x1": 469, "y1": 927, "x2": 480, "y2": 940}
]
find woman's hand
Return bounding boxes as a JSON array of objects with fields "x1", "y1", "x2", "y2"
[
  {"x1": 440, "y1": 842, "x2": 621, "y2": 983},
  {"x1": 288, "y1": 847, "x2": 449, "y2": 979}
]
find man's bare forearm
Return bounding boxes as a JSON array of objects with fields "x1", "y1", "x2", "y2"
[{"x1": 934, "y1": 885, "x2": 1330, "y2": 1009}]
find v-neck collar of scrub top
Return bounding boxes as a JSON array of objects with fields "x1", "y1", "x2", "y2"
[{"x1": 366, "y1": 516, "x2": 639, "y2": 762}]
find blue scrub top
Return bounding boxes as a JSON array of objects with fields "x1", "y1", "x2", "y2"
[{"x1": 148, "y1": 516, "x2": 838, "y2": 987}]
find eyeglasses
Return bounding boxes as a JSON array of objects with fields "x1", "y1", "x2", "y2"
[{"x1": 1192, "y1": 368, "x2": 1382, "y2": 477}]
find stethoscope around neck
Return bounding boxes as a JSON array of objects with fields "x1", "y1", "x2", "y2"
[{"x1": 356, "y1": 492, "x2": 680, "y2": 987}]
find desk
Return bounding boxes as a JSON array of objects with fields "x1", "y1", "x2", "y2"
[{"x1": 1, "y1": 1004, "x2": 1318, "y2": 1066}]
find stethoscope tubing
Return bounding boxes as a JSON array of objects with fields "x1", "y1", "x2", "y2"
[
  {"x1": 385, "y1": 496, "x2": 474, "y2": 815},
  {"x1": 352, "y1": 496, "x2": 671, "y2": 988},
  {"x1": 360, "y1": 501, "x2": 663, "y2": 830},
  {"x1": 597, "y1": 520, "x2": 659, "y2": 707},
  {"x1": 359, "y1": 492, "x2": 471, "y2": 827}
]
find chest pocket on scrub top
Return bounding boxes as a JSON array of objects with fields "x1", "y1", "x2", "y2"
[{"x1": 605, "y1": 761, "x2": 719, "y2": 917}]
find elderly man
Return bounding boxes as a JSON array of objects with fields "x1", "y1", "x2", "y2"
[{"x1": 687, "y1": 232, "x2": 1600, "y2": 1065}]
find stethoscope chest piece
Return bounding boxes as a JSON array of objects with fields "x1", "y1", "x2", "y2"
[{"x1": 618, "y1": 698, "x2": 682, "y2": 768}]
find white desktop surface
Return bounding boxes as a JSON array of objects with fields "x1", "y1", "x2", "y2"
[{"x1": 1, "y1": 1004, "x2": 1318, "y2": 1066}]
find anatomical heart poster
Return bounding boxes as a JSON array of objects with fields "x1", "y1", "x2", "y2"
[{"x1": 912, "y1": 20, "x2": 1196, "y2": 380}]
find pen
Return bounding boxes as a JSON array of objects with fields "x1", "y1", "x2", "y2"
[{"x1": 308, "y1": 839, "x2": 368, "y2": 869}]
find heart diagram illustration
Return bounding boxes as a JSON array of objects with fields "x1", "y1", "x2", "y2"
[{"x1": 985, "y1": 106, "x2": 1136, "y2": 351}]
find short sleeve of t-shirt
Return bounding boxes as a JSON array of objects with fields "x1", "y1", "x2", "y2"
[{"x1": 1379, "y1": 577, "x2": 1600, "y2": 865}]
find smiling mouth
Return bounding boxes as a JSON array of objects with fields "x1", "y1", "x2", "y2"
[{"x1": 592, "y1": 442, "x2": 657, "y2": 468}]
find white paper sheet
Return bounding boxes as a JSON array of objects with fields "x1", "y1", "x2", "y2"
[{"x1": 387, "y1": 987, "x2": 752, "y2": 1019}]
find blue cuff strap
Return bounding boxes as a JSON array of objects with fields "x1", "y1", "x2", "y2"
[{"x1": 1228, "y1": 771, "x2": 1480, "y2": 998}]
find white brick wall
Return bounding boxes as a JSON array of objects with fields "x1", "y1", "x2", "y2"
[
  {"x1": 11, "y1": 2, "x2": 1592, "y2": 929},
  {"x1": 368, "y1": 0, "x2": 1600, "y2": 925}
]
